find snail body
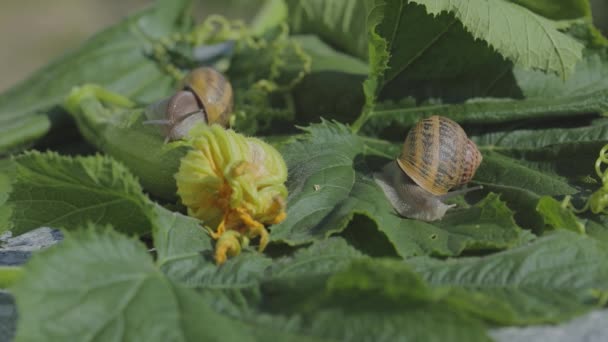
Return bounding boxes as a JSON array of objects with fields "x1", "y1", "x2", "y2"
[
  {"x1": 374, "y1": 115, "x2": 482, "y2": 221},
  {"x1": 145, "y1": 67, "x2": 233, "y2": 141}
]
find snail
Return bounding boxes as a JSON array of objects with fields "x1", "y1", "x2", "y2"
[
  {"x1": 144, "y1": 67, "x2": 233, "y2": 142},
  {"x1": 374, "y1": 115, "x2": 483, "y2": 221}
]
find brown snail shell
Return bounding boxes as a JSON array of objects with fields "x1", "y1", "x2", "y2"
[
  {"x1": 181, "y1": 67, "x2": 233, "y2": 128},
  {"x1": 397, "y1": 115, "x2": 482, "y2": 196},
  {"x1": 145, "y1": 67, "x2": 233, "y2": 141},
  {"x1": 374, "y1": 115, "x2": 483, "y2": 222}
]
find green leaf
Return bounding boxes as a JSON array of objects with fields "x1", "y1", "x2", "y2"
[
  {"x1": 64, "y1": 85, "x2": 188, "y2": 200},
  {"x1": 536, "y1": 196, "x2": 586, "y2": 233},
  {"x1": 471, "y1": 151, "x2": 578, "y2": 229},
  {"x1": 289, "y1": 35, "x2": 368, "y2": 124},
  {"x1": 292, "y1": 35, "x2": 368, "y2": 74},
  {"x1": 0, "y1": 0, "x2": 192, "y2": 154},
  {"x1": 0, "y1": 162, "x2": 13, "y2": 232},
  {"x1": 409, "y1": 0, "x2": 583, "y2": 78},
  {"x1": 11, "y1": 226, "x2": 253, "y2": 342},
  {"x1": 473, "y1": 119, "x2": 608, "y2": 149},
  {"x1": 509, "y1": 0, "x2": 591, "y2": 20},
  {"x1": 0, "y1": 116, "x2": 51, "y2": 156},
  {"x1": 515, "y1": 50, "x2": 608, "y2": 98},
  {"x1": 373, "y1": 1, "x2": 516, "y2": 94},
  {"x1": 410, "y1": 231, "x2": 608, "y2": 324},
  {"x1": 250, "y1": 0, "x2": 288, "y2": 35},
  {"x1": 361, "y1": 93, "x2": 608, "y2": 136},
  {"x1": 263, "y1": 258, "x2": 492, "y2": 342},
  {"x1": 5, "y1": 151, "x2": 154, "y2": 235},
  {"x1": 272, "y1": 122, "x2": 523, "y2": 258},
  {"x1": 152, "y1": 204, "x2": 272, "y2": 291},
  {"x1": 269, "y1": 237, "x2": 366, "y2": 278},
  {"x1": 474, "y1": 152, "x2": 577, "y2": 196},
  {"x1": 152, "y1": 204, "x2": 213, "y2": 280},
  {"x1": 356, "y1": 0, "x2": 584, "y2": 130},
  {"x1": 286, "y1": 0, "x2": 370, "y2": 61},
  {"x1": 0, "y1": 267, "x2": 23, "y2": 289}
]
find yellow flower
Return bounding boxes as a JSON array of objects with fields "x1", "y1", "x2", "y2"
[{"x1": 175, "y1": 124, "x2": 288, "y2": 264}]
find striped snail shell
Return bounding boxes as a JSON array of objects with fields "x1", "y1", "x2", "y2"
[
  {"x1": 397, "y1": 115, "x2": 482, "y2": 195},
  {"x1": 374, "y1": 115, "x2": 483, "y2": 222},
  {"x1": 145, "y1": 67, "x2": 233, "y2": 141}
]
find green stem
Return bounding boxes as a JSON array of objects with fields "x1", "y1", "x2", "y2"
[
  {"x1": 351, "y1": 106, "x2": 372, "y2": 134},
  {"x1": 65, "y1": 85, "x2": 136, "y2": 115}
]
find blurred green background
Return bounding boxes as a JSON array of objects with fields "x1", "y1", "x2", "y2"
[{"x1": 0, "y1": 0, "x2": 607, "y2": 92}]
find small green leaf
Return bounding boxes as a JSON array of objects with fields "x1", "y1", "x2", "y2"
[
  {"x1": 537, "y1": 196, "x2": 586, "y2": 233},
  {"x1": 5, "y1": 151, "x2": 154, "y2": 235}
]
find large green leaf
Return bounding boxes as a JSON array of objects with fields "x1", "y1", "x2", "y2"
[
  {"x1": 361, "y1": 30, "x2": 607, "y2": 136},
  {"x1": 4, "y1": 151, "x2": 154, "y2": 235},
  {"x1": 359, "y1": 0, "x2": 583, "y2": 115},
  {"x1": 271, "y1": 122, "x2": 524, "y2": 258},
  {"x1": 0, "y1": 0, "x2": 193, "y2": 154},
  {"x1": 11, "y1": 227, "x2": 254, "y2": 342},
  {"x1": 262, "y1": 258, "x2": 492, "y2": 342},
  {"x1": 360, "y1": 93, "x2": 608, "y2": 137},
  {"x1": 408, "y1": 0, "x2": 583, "y2": 78},
  {"x1": 154, "y1": 208, "x2": 482, "y2": 342},
  {"x1": 410, "y1": 231, "x2": 608, "y2": 324}
]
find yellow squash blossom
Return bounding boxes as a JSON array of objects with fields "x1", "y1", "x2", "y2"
[{"x1": 175, "y1": 124, "x2": 288, "y2": 264}]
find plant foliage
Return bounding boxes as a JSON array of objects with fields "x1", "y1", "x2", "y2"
[{"x1": 2, "y1": 0, "x2": 608, "y2": 340}]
